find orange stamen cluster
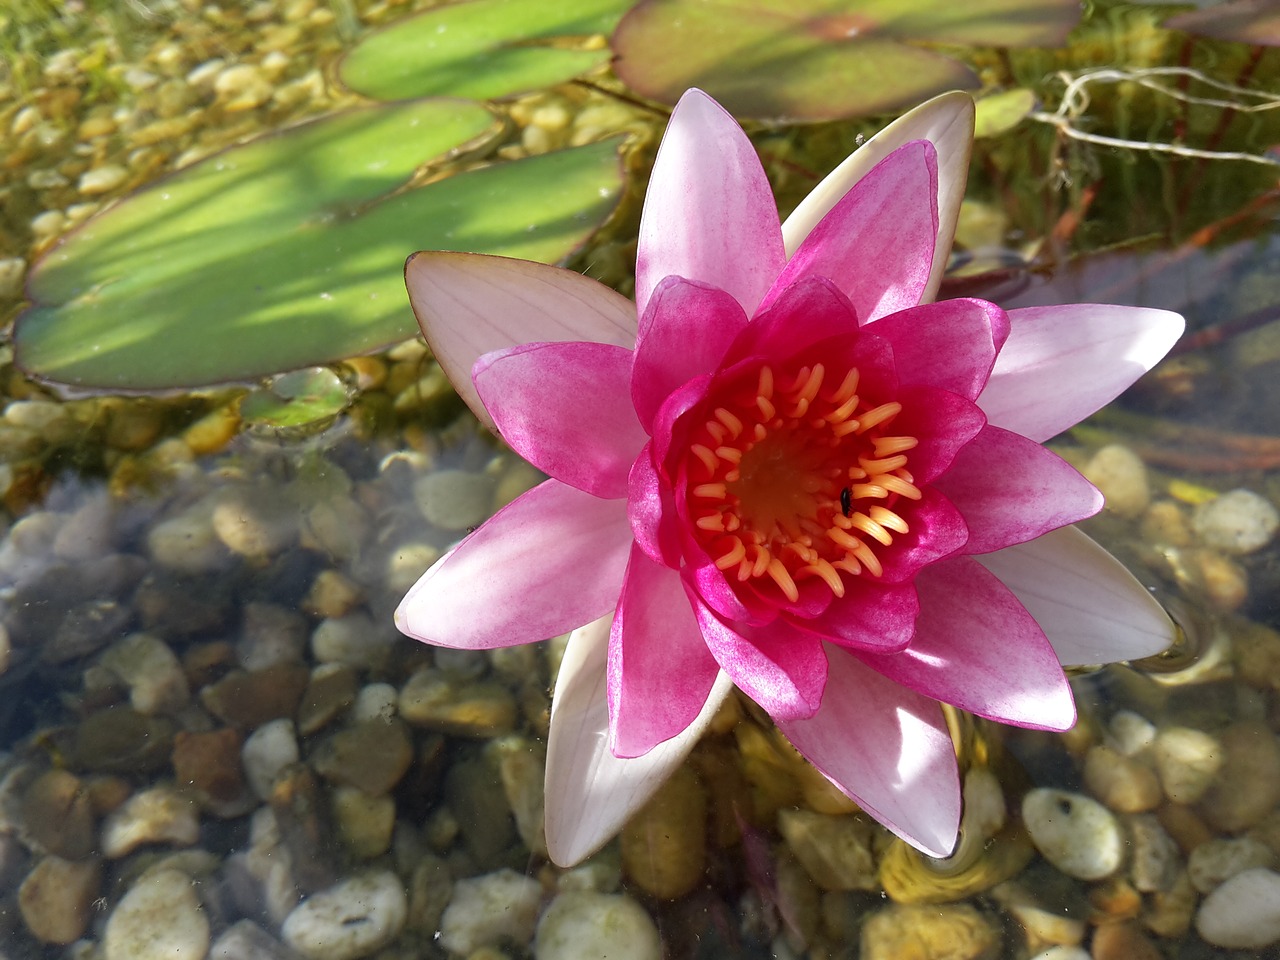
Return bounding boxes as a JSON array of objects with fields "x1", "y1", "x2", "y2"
[{"x1": 685, "y1": 359, "x2": 922, "y2": 603}]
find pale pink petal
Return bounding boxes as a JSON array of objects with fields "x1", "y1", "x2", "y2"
[
  {"x1": 762, "y1": 141, "x2": 937, "y2": 324},
  {"x1": 798, "y1": 580, "x2": 920, "y2": 653},
  {"x1": 545, "y1": 613, "x2": 733, "y2": 867},
  {"x1": 977, "y1": 527, "x2": 1176, "y2": 666},
  {"x1": 857, "y1": 557, "x2": 1076, "y2": 731},
  {"x1": 406, "y1": 253, "x2": 637, "y2": 432},
  {"x1": 778, "y1": 646, "x2": 960, "y2": 858},
  {"x1": 395, "y1": 479, "x2": 631, "y2": 648},
  {"x1": 782, "y1": 91, "x2": 974, "y2": 304},
  {"x1": 692, "y1": 600, "x2": 827, "y2": 721},
  {"x1": 474, "y1": 341, "x2": 646, "y2": 499},
  {"x1": 869, "y1": 298, "x2": 1009, "y2": 400},
  {"x1": 608, "y1": 545, "x2": 721, "y2": 758},
  {"x1": 636, "y1": 89, "x2": 785, "y2": 318},
  {"x1": 935, "y1": 426, "x2": 1103, "y2": 554},
  {"x1": 632, "y1": 277, "x2": 749, "y2": 428},
  {"x1": 979, "y1": 304, "x2": 1186, "y2": 442}
]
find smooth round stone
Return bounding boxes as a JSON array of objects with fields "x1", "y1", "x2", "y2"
[
  {"x1": 311, "y1": 613, "x2": 396, "y2": 670},
  {"x1": 860, "y1": 903, "x2": 1000, "y2": 960},
  {"x1": 1154, "y1": 726, "x2": 1222, "y2": 804},
  {"x1": 99, "y1": 632, "x2": 190, "y2": 715},
  {"x1": 351, "y1": 683, "x2": 398, "y2": 723},
  {"x1": 1196, "y1": 868, "x2": 1280, "y2": 948},
  {"x1": 1082, "y1": 444, "x2": 1150, "y2": 518},
  {"x1": 1127, "y1": 814, "x2": 1179, "y2": 893},
  {"x1": 331, "y1": 786, "x2": 395, "y2": 859},
  {"x1": 1083, "y1": 745, "x2": 1161, "y2": 813},
  {"x1": 211, "y1": 487, "x2": 297, "y2": 558},
  {"x1": 1107, "y1": 710, "x2": 1157, "y2": 756},
  {"x1": 1022, "y1": 789, "x2": 1123, "y2": 880},
  {"x1": 399, "y1": 667, "x2": 517, "y2": 737},
  {"x1": 104, "y1": 868, "x2": 210, "y2": 960},
  {"x1": 535, "y1": 892, "x2": 661, "y2": 960},
  {"x1": 19, "y1": 856, "x2": 102, "y2": 944},
  {"x1": 439, "y1": 869, "x2": 541, "y2": 955},
  {"x1": 1090, "y1": 920, "x2": 1162, "y2": 960},
  {"x1": 1193, "y1": 488, "x2": 1280, "y2": 554},
  {"x1": 238, "y1": 602, "x2": 308, "y2": 671},
  {"x1": 1188, "y1": 837, "x2": 1275, "y2": 893},
  {"x1": 21, "y1": 768, "x2": 95, "y2": 859},
  {"x1": 78, "y1": 163, "x2": 128, "y2": 195},
  {"x1": 1199, "y1": 721, "x2": 1280, "y2": 832},
  {"x1": 282, "y1": 871, "x2": 407, "y2": 960},
  {"x1": 147, "y1": 502, "x2": 230, "y2": 574},
  {"x1": 777, "y1": 809, "x2": 877, "y2": 891},
  {"x1": 101, "y1": 786, "x2": 199, "y2": 858},
  {"x1": 1029, "y1": 949, "x2": 1091, "y2": 960},
  {"x1": 241, "y1": 718, "x2": 300, "y2": 800},
  {"x1": 310, "y1": 719, "x2": 412, "y2": 796},
  {"x1": 413, "y1": 469, "x2": 495, "y2": 531}
]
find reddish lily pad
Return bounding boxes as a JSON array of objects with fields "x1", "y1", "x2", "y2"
[
  {"x1": 15, "y1": 102, "x2": 624, "y2": 391},
  {"x1": 1164, "y1": 0, "x2": 1280, "y2": 46},
  {"x1": 340, "y1": 0, "x2": 632, "y2": 102},
  {"x1": 613, "y1": 0, "x2": 1081, "y2": 121}
]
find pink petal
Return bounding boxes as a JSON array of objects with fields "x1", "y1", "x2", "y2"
[
  {"x1": 632, "y1": 277, "x2": 749, "y2": 429},
  {"x1": 719, "y1": 276, "x2": 860, "y2": 370},
  {"x1": 875, "y1": 486, "x2": 969, "y2": 584},
  {"x1": 474, "y1": 341, "x2": 646, "y2": 499},
  {"x1": 979, "y1": 304, "x2": 1186, "y2": 442},
  {"x1": 692, "y1": 600, "x2": 827, "y2": 721},
  {"x1": 762, "y1": 141, "x2": 938, "y2": 323},
  {"x1": 857, "y1": 557, "x2": 1076, "y2": 731},
  {"x1": 395, "y1": 479, "x2": 631, "y2": 648},
  {"x1": 777, "y1": 646, "x2": 960, "y2": 858},
  {"x1": 782, "y1": 91, "x2": 974, "y2": 305},
  {"x1": 405, "y1": 253, "x2": 637, "y2": 432},
  {"x1": 608, "y1": 545, "x2": 721, "y2": 758},
  {"x1": 796, "y1": 580, "x2": 920, "y2": 653},
  {"x1": 893, "y1": 385, "x2": 987, "y2": 484},
  {"x1": 869, "y1": 298, "x2": 1010, "y2": 400},
  {"x1": 977, "y1": 527, "x2": 1176, "y2": 666},
  {"x1": 545, "y1": 612, "x2": 733, "y2": 866},
  {"x1": 935, "y1": 425, "x2": 1103, "y2": 554},
  {"x1": 627, "y1": 446, "x2": 680, "y2": 567},
  {"x1": 636, "y1": 89, "x2": 785, "y2": 319}
]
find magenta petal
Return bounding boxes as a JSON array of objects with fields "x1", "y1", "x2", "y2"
[
  {"x1": 778, "y1": 646, "x2": 960, "y2": 858},
  {"x1": 545, "y1": 613, "x2": 734, "y2": 866},
  {"x1": 762, "y1": 141, "x2": 938, "y2": 323},
  {"x1": 858, "y1": 557, "x2": 1076, "y2": 731},
  {"x1": 632, "y1": 277, "x2": 749, "y2": 429},
  {"x1": 636, "y1": 89, "x2": 785, "y2": 319},
  {"x1": 627, "y1": 446, "x2": 681, "y2": 567},
  {"x1": 608, "y1": 545, "x2": 720, "y2": 759},
  {"x1": 395, "y1": 479, "x2": 631, "y2": 648},
  {"x1": 692, "y1": 600, "x2": 827, "y2": 721},
  {"x1": 977, "y1": 527, "x2": 1176, "y2": 666},
  {"x1": 979, "y1": 304, "x2": 1185, "y2": 442},
  {"x1": 475, "y1": 342, "x2": 646, "y2": 499},
  {"x1": 893, "y1": 386, "x2": 987, "y2": 483},
  {"x1": 868, "y1": 298, "x2": 1009, "y2": 400},
  {"x1": 406, "y1": 253, "x2": 637, "y2": 432},
  {"x1": 720, "y1": 276, "x2": 859, "y2": 370},
  {"x1": 935, "y1": 426, "x2": 1103, "y2": 554},
  {"x1": 876, "y1": 486, "x2": 969, "y2": 583},
  {"x1": 797, "y1": 579, "x2": 920, "y2": 653}
]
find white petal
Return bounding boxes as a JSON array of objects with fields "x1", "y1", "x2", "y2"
[
  {"x1": 544, "y1": 613, "x2": 733, "y2": 867},
  {"x1": 781, "y1": 91, "x2": 974, "y2": 304},
  {"x1": 978, "y1": 527, "x2": 1176, "y2": 666}
]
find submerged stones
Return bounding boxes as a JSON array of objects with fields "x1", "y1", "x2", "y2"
[
  {"x1": 1022, "y1": 790, "x2": 1123, "y2": 881},
  {"x1": 281, "y1": 871, "x2": 407, "y2": 960}
]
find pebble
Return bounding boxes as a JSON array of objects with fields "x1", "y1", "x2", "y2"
[
  {"x1": 1198, "y1": 721, "x2": 1280, "y2": 832},
  {"x1": 413, "y1": 469, "x2": 495, "y2": 531},
  {"x1": 77, "y1": 163, "x2": 128, "y2": 194},
  {"x1": 534, "y1": 891, "x2": 661, "y2": 960},
  {"x1": 1083, "y1": 745, "x2": 1161, "y2": 813},
  {"x1": 281, "y1": 871, "x2": 406, "y2": 960},
  {"x1": 209, "y1": 920, "x2": 297, "y2": 960},
  {"x1": 99, "y1": 632, "x2": 190, "y2": 715},
  {"x1": 202, "y1": 662, "x2": 310, "y2": 730},
  {"x1": 331, "y1": 785, "x2": 395, "y2": 859},
  {"x1": 351, "y1": 682, "x2": 398, "y2": 723},
  {"x1": 20, "y1": 768, "x2": 95, "y2": 859},
  {"x1": 298, "y1": 665, "x2": 359, "y2": 735},
  {"x1": 1153, "y1": 726, "x2": 1222, "y2": 803},
  {"x1": 438, "y1": 868, "x2": 541, "y2": 955},
  {"x1": 621, "y1": 764, "x2": 707, "y2": 899},
  {"x1": 492, "y1": 736, "x2": 548, "y2": 858},
  {"x1": 104, "y1": 868, "x2": 210, "y2": 960},
  {"x1": 213, "y1": 63, "x2": 273, "y2": 110},
  {"x1": 1187, "y1": 836, "x2": 1275, "y2": 893},
  {"x1": 172, "y1": 728, "x2": 246, "y2": 805},
  {"x1": 1107, "y1": 710, "x2": 1157, "y2": 756},
  {"x1": 147, "y1": 501, "x2": 231, "y2": 574},
  {"x1": 101, "y1": 786, "x2": 200, "y2": 858},
  {"x1": 310, "y1": 719, "x2": 413, "y2": 796},
  {"x1": 399, "y1": 667, "x2": 517, "y2": 737},
  {"x1": 1090, "y1": 920, "x2": 1161, "y2": 960},
  {"x1": 0, "y1": 257, "x2": 25, "y2": 300},
  {"x1": 1193, "y1": 488, "x2": 1279, "y2": 554},
  {"x1": 242, "y1": 718, "x2": 300, "y2": 800},
  {"x1": 211, "y1": 486, "x2": 297, "y2": 558},
  {"x1": 238, "y1": 602, "x2": 309, "y2": 670},
  {"x1": 303, "y1": 569, "x2": 363, "y2": 619},
  {"x1": 1082, "y1": 444, "x2": 1150, "y2": 518},
  {"x1": 777, "y1": 808, "x2": 878, "y2": 891},
  {"x1": 1022, "y1": 789, "x2": 1123, "y2": 880},
  {"x1": 1127, "y1": 814, "x2": 1179, "y2": 893},
  {"x1": 1195, "y1": 867, "x2": 1280, "y2": 948},
  {"x1": 18, "y1": 855, "x2": 102, "y2": 944},
  {"x1": 312, "y1": 612, "x2": 396, "y2": 670},
  {"x1": 860, "y1": 902, "x2": 1001, "y2": 960}
]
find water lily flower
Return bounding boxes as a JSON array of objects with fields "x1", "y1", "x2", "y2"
[{"x1": 396, "y1": 89, "x2": 1185, "y2": 867}]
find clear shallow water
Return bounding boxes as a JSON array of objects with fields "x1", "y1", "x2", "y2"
[{"x1": 2, "y1": 2, "x2": 1280, "y2": 959}]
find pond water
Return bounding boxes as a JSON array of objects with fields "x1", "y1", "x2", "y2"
[{"x1": 2, "y1": 1, "x2": 1280, "y2": 958}]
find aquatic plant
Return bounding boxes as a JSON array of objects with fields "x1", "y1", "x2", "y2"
[{"x1": 397, "y1": 88, "x2": 1185, "y2": 866}]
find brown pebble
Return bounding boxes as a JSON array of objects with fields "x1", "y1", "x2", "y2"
[
  {"x1": 310, "y1": 719, "x2": 413, "y2": 797},
  {"x1": 72, "y1": 706, "x2": 175, "y2": 774},
  {"x1": 1091, "y1": 919, "x2": 1162, "y2": 960},
  {"x1": 1234, "y1": 620, "x2": 1280, "y2": 692},
  {"x1": 172, "y1": 728, "x2": 244, "y2": 802},
  {"x1": 21, "y1": 769, "x2": 94, "y2": 860},
  {"x1": 860, "y1": 902, "x2": 1000, "y2": 960},
  {"x1": 182, "y1": 640, "x2": 237, "y2": 688},
  {"x1": 201, "y1": 662, "x2": 309, "y2": 730},
  {"x1": 621, "y1": 764, "x2": 707, "y2": 900},
  {"x1": 18, "y1": 856, "x2": 102, "y2": 944},
  {"x1": 1199, "y1": 721, "x2": 1280, "y2": 832},
  {"x1": 296, "y1": 666, "x2": 358, "y2": 736},
  {"x1": 1088, "y1": 877, "x2": 1142, "y2": 922},
  {"x1": 1156, "y1": 803, "x2": 1214, "y2": 853},
  {"x1": 1084, "y1": 745, "x2": 1162, "y2": 813}
]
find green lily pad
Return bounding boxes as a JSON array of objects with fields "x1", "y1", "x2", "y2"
[
  {"x1": 16, "y1": 104, "x2": 624, "y2": 391},
  {"x1": 340, "y1": 0, "x2": 632, "y2": 102},
  {"x1": 974, "y1": 88, "x2": 1037, "y2": 139},
  {"x1": 1164, "y1": 0, "x2": 1280, "y2": 46},
  {"x1": 240, "y1": 367, "x2": 354, "y2": 432},
  {"x1": 613, "y1": 0, "x2": 1080, "y2": 121}
]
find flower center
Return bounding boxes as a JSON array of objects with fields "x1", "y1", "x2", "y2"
[{"x1": 685, "y1": 360, "x2": 921, "y2": 603}]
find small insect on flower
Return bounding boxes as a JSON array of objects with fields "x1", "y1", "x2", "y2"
[{"x1": 840, "y1": 486, "x2": 853, "y2": 518}]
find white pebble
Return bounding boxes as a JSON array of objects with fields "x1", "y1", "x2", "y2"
[
  {"x1": 281, "y1": 871, "x2": 407, "y2": 960},
  {"x1": 352, "y1": 683, "x2": 398, "y2": 723},
  {"x1": 1196, "y1": 868, "x2": 1280, "y2": 948},
  {"x1": 1021, "y1": 789, "x2": 1123, "y2": 880},
  {"x1": 1193, "y1": 488, "x2": 1280, "y2": 555},
  {"x1": 98, "y1": 633, "x2": 189, "y2": 715},
  {"x1": 1107, "y1": 710, "x2": 1157, "y2": 756},
  {"x1": 1188, "y1": 837, "x2": 1275, "y2": 893},
  {"x1": 104, "y1": 868, "x2": 209, "y2": 960},
  {"x1": 1154, "y1": 726, "x2": 1222, "y2": 804},
  {"x1": 242, "y1": 719, "x2": 299, "y2": 800},
  {"x1": 312, "y1": 613, "x2": 395, "y2": 669},
  {"x1": 78, "y1": 164, "x2": 128, "y2": 195},
  {"x1": 535, "y1": 891, "x2": 661, "y2": 960},
  {"x1": 414, "y1": 469, "x2": 495, "y2": 531},
  {"x1": 101, "y1": 787, "x2": 199, "y2": 858},
  {"x1": 439, "y1": 868, "x2": 541, "y2": 955},
  {"x1": 1082, "y1": 444, "x2": 1149, "y2": 518}
]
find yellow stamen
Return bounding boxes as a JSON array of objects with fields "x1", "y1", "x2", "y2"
[
  {"x1": 766, "y1": 558, "x2": 800, "y2": 602},
  {"x1": 856, "y1": 401, "x2": 902, "y2": 432},
  {"x1": 870, "y1": 505, "x2": 909, "y2": 534},
  {"x1": 715, "y1": 537, "x2": 746, "y2": 570}
]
